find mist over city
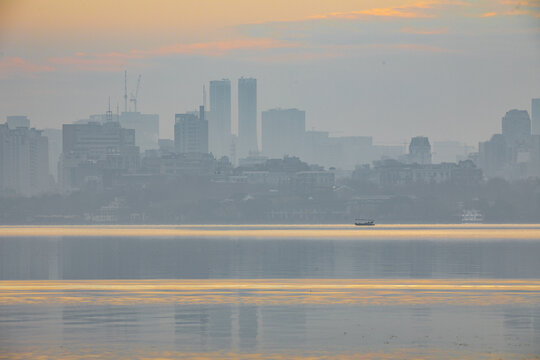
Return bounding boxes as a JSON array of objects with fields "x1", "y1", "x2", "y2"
[
  {"x1": 2, "y1": 73, "x2": 540, "y2": 223},
  {"x1": 1, "y1": 1, "x2": 540, "y2": 359},
  {"x1": 1, "y1": 0, "x2": 540, "y2": 224}
]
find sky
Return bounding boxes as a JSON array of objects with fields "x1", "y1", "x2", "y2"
[{"x1": 0, "y1": 0, "x2": 539, "y2": 146}]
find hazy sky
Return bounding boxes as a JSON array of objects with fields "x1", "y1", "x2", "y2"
[{"x1": 0, "y1": 0, "x2": 539, "y2": 145}]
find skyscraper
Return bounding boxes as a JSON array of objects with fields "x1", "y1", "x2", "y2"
[
  {"x1": 209, "y1": 79, "x2": 231, "y2": 158},
  {"x1": 532, "y1": 99, "x2": 540, "y2": 135},
  {"x1": 261, "y1": 108, "x2": 305, "y2": 158},
  {"x1": 501, "y1": 109, "x2": 531, "y2": 146},
  {"x1": 408, "y1": 136, "x2": 432, "y2": 164},
  {"x1": 174, "y1": 106, "x2": 208, "y2": 154},
  {"x1": 238, "y1": 77, "x2": 257, "y2": 158}
]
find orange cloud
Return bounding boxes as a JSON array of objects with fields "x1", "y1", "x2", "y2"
[
  {"x1": 137, "y1": 38, "x2": 298, "y2": 57},
  {"x1": 310, "y1": 8, "x2": 431, "y2": 20},
  {"x1": 479, "y1": 8, "x2": 539, "y2": 17},
  {"x1": 0, "y1": 57, "x2": 54, "y2": 75},
  {"x1": 500, "y1": 0, "x2": 540, "y2": 7},
  {"x1": 307, "y1": 0, "x2": 472, "y2": 20},
  {"x1": 46, "y1": 38, "x2": 298, "y2": 71}
]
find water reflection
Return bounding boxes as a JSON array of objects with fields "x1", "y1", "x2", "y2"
[
  {"x1": 1, "y1": 235, "x2": 540, "y2": 280},
  {"x1": 0, "y1": 225, "x2": 539, "y2": 359},
  {"x1": 1, "y1": 302, "x2": 538, "y2": 357}
]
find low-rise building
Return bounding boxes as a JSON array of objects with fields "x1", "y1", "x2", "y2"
[{"x1": 354, "y1": 159, "x2": 482, "y2": 186}]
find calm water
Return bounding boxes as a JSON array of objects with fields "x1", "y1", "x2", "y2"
[{"x1": 1, "y1": 225, "x2": 539, "y2": 359}]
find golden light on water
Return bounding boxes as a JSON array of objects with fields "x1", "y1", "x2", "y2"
[
  {"x1": 1, "y1": 224, "x2": 540, "y2": 240},
  {"x1": 1, "y1": 279, "x2": 539, "y2": 306},
  {"x1": 1, "y1": 347, "x2": 538, "y2": 360}
]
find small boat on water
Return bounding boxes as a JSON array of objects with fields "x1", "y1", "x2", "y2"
[{"x1": 354, "y1": 219, "x2": 375, "y2": 226}]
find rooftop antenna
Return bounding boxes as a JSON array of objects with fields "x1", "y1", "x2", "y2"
[
  {"x1": 124, "y1": 70, "x2": 128, "y2": 113},
  {"x1": 203, "y1": 84, "x2": 207, "y2": 109},
  {"x1": 129, "y1": 74, "x2": 141, "y2": 112},
  {"x1": 106, "y1": 97, "x2": 113, "y2": 122},
  {"x1": 116, "y1": 103, "x2": 119, "y2": 118}
]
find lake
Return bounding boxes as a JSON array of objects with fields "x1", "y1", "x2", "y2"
[{"x1": 1, "y1": 225, "x2": 539, "y2": 359}]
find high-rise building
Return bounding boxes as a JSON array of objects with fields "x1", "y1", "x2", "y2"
[
  {"x1": 478, "y1": 134, "x2": 508, "y2": 178},
  {"x1": 209, "y1": 79, "x2": 231, "y2": 158},
  {"x1": 42, "y1": 128, "x2": 62, "y2": 182},
  {"x1": 238, "y1": 77, "x2": 257, "y2": 158},
  {"x1": 119, "y1": 112, "x2": 159, "y2": 152},
  {"x1": 0, "y1": 121, "x2": 49, "y2": 196},
  {"x1": 501, "y1": 109, "x2": 531, "y2": 146},
  {"x1": 531, "y1": 99, "x2": 540, "y2": 135},
  {"x1": 174, "y1": 106, "x2": 209, "y2": 154},
  {"x1": 261, "y1": 108, "x2": 305, "y2": 158},
  {"x1": 408, "y1": 136, "x2": 432, "y2": 164},
  {"x1": 61, "y1": 121, "x2": 139, "y2": 189},
  {"x1": 6, "y1": 115, "x2": 30, "y2": 129}
]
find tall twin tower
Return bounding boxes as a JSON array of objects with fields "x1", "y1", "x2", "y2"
[{"x1": 208, "y1": 78, "x2": 257, "y2": 159}]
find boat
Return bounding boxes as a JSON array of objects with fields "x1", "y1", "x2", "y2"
[{"x1": 354, "y1": 219, "x2": 375, "y2": 226}]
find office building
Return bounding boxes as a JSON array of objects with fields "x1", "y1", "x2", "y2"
[
  {"x1": 61, "y1": 121, "x2": 139, "y2": 189},
  {"x1": 6, "y1": 115, "x2": 30, "y2": 129},
  {"x1": 209, "y1": 79, "x2": 231, "y2": 158},
  {"x1": 238, "y1": 77, "x2": 257, "y2": 158},
  {"x1": 501, "y1": 109, "x2": 531, "y2": 146},
  {"x1": 77, "y1": 111, "x2": 158, "y2": 152},
  {"x1": 119, "y1": 112, "x2": 159, "y2": 152},
  {"x1": 42, "y1": 128, "x2": 62, "y2": 182},
  {"x1": 0, "y1": 121, "x2": 49, "y2": 196},
  {"x1": 174, "y1": 106, "x2": 208, "y2": 154},
  {"x1": 262, "y1": 108, "x2": 305, "y2": 158},
  {"x1": 478, "y1": 134, "x2": 508, "y2": 178},
  {"x1": 408, "y1": 136, "x2": 432, "y2": 164},
  {"x1": 531, "y1": 99, "x2": 540, "y2": 135}
]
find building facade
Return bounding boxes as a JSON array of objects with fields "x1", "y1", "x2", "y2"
[
  {"x1": 238, "y1": 77, "x2": 257, "y2": 158},
  {"x1": 174, "y1": 106, "x2": 208, "y2": 154},
  {"x1": 0, "y1": 122, "x2": 49, "y2": 196},
  {"x1": 42, "y1": 128, "x2": 62, "y2": 182},
  {"x1": 408, "y1": 136, "x2": 432, "y2": 164},
  {"x1": 6, "y1": 115, "x2": 30, "y2": 129},
  {"x1": 209, "y1": 79, "x2": 231, "y2": 158},
  {"x1": 354, "y1": 159, "x2": 482, "y2": 186},
  {"x1": 502, "y1": 109, "x2": 531, "y2": 147},
  {"x1": 61, "y1": 121, "x2": 139, "y2": 189},
  {"x1": 119, "y1": 112, "x2": 159, "y2": 152},
  {"x1": 532, "y1": 99, "x2": 540, "y2": 135}
]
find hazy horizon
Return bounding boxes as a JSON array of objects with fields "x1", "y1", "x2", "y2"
[{"x1": 1, "y1": 0, "x2": 539, "y2": 145}]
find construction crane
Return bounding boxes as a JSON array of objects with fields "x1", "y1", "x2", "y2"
[
  {"x1": 124, "y1": 70, "x2": 128, "y2": 113},
  {"x1": 130, "y1": 75, "x2": 141, "y2": 112}
]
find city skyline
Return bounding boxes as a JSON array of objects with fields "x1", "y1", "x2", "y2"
[{"x1": 2, "y1": 3, "x2": 540, "y2": 360}]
